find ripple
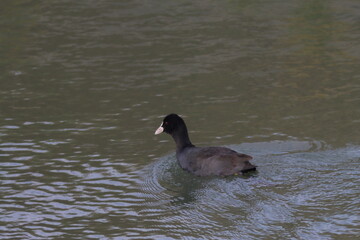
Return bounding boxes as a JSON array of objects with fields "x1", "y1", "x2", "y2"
[
  {"x1": 0, "y1": 142, "x2": 34, "y2": 146},
  {"x1": 0, "y1": 162, "x2": 24, "y2": 167},
  {"x1": 0, "y1": 147, "x2": 48, "y2": 153},
  {"x1": 1, "y1": 140, "x2": 359, "y2": 239},
  {"x1": 40, "y1": 140, "x2": 68, "y2": 145},
  {"x1": 0, "y1": 125, "x2": 20, "y2": 129},
  {"x1": 23, "y1": 121, "x2": 55, "y2": 126}
]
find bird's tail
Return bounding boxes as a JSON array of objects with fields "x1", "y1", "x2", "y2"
[{"x1": 241, "y1": 161, "x2": 257, "y2": 173}]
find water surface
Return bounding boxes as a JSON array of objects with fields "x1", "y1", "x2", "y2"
[{"x1": 1, "y1": 0, "x2": 359, "y2": 239}]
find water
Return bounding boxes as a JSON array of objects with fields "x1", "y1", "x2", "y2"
[{"x1": 1, "y1": 0, "x2": 360, "y2": 239}]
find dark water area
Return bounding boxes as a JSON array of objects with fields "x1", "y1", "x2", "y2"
[{"x1": 1, "y1": 0, "x2": 359, "y2": 239}]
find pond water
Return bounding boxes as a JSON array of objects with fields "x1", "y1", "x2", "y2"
[{"x1": 1, "y1": 0, "x2": 359, "y2": 239}]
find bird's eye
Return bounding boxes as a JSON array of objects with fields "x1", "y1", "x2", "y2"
[{"x1": 164, "y1": 122, "x2": 168, "y2": 125}]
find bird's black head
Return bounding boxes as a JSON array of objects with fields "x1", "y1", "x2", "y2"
[{"x1": 154, "y1": 113, "x2": 185, "y2": 135}]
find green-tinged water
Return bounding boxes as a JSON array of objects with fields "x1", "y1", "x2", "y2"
[{"x1": 1, "y1": 0, "x2": 359, "y2": 239}]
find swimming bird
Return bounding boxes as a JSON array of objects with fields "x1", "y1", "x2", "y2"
[{"x1": 155, "y1": 114, "x2": 256, "y2": 176}]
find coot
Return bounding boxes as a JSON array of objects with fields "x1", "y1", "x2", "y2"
[{"x1": 155, "y1": 114, "x2": 256, "y2": 176}]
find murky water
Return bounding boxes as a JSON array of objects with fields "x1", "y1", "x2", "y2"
[{"x1": 1, "y1": 0, "x2": 360, "y2": 239}]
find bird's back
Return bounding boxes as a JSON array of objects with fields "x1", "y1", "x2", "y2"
[{"x1": 177, "y1": 146, "x2": 255, "y2": 176}]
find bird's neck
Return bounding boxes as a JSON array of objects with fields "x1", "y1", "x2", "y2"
[{"x1": 171, "y1": 127, "x2": 194, "y2": 152}]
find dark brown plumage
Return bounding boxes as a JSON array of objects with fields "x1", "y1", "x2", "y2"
[{"x1": 155, "y1": 114, "x2": 256, "y2": 176}]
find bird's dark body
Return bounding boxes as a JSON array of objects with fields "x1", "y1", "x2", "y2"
[
  {"x1": 155, "y1": 114, "x2": 256, "y2": 177},
  {"x1": 177, "y1": 146, "x2": 255, "y2": 176}
]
